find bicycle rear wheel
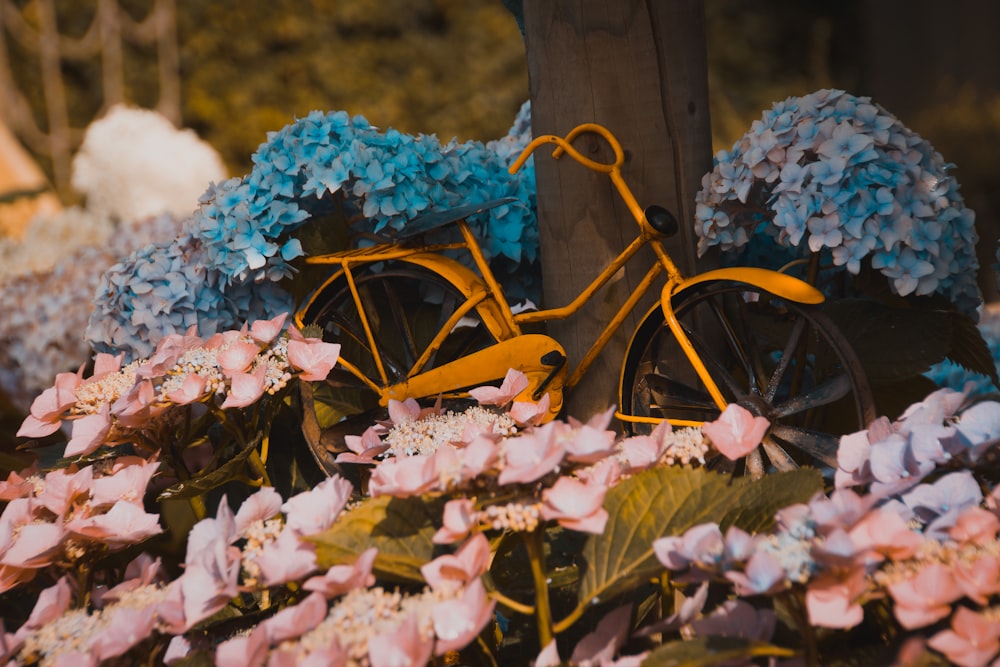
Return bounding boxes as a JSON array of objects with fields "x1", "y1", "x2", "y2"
[
  {"x1": 620, "y1": 281, "x2": 875, "y2": 478},
  {"x1": 297, "y1": 261, "x2": 500, "y2": 475}
]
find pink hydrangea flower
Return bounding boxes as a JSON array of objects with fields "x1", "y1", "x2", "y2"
[
  {"x1": 927, "y1": 606, "x2": 1000, "y2": 667},
  {"x1": 249, "y1": 312, "x2": 288, "y2": 345},
  {"x1": 805, "y1": 569, "x2": 867, "y2": 629},
  {"x1": 220, "y1": 365, "x2": 268, "y2": 409},
  {"x1": 368, "y1": 454, "x2": 438, "y2": 497},
  {"x1": 430, "y1": 579, "x2": 496, "y2": 655},
  {"x1": 303, "y1": 547, "x2": 377, "y2": 598},
  {"x1": 368, "y1": 614, "x2": 432, "y2": 667},
  {"x1": 217, "y1": 340, "x2": 261, "y2": 376},
  {"x1": 468, "y1": 368, "x2": 529, "y2": 406},
  {"x1": 281, "y1": 475, "x2": 352, "y2": 536},
  {"x1": 421, "y1": 533, "x2": 490, "y2": 592},
  {"x1": 433, "y1": 498, "x2": 478, "y2": 544},
  {"x1": 498, "y1": 424, "x2": 567, "y2": 485},
  {"x1": 701, "y1": 404, "x2": 770, "y2": 460},
  {"x1": 540, "y1": 476, "x2": 608, "y2": 534},
  {"x1": 886, "y1": 562, "x2": 964, "y2": 629},
  {"x1": 64, "y1": 500, "x2": 163, "y2": 547},
  {"x1": 287, "y1": 338, "x2": 341, "y2": 382},
  {"x1": 64, "y1": 404, "x2": 112, "y2": 458}
]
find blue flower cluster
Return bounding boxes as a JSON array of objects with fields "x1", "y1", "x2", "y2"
[
  {"x1": 695, "y1": 89, "x2": 981, "y2": 315},
  {"x1": 88, "y1": 102, "x2": 538, "y2": 360}
]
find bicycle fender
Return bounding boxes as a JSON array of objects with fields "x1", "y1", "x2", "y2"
[
  {"x1": 385, "y1": 333, "x2": 566, "y2": 421},
  {"x1": 666, "y1": 267, "x2": 824, "y2": 305}
]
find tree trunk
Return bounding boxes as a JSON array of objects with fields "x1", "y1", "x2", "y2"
[{"x1": 522, "y1": 0, "x2": 713, "y2": 422}]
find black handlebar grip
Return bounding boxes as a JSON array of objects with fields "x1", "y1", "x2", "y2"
[{"x1": 644, "y1": 205, "x2": 679, "y2": 237}]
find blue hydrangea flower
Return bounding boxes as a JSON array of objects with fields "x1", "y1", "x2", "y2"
[
  {"x1": 695, "y1": 89, "x2": 982, "y2": 316},
  {"x1": 88, "y1": 102, "x2": 538, "y2": 360}
]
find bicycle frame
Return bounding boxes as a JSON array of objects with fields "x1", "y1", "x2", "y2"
[{"x1": 296, "y1": 123, "x2": 825, "y2": 428}]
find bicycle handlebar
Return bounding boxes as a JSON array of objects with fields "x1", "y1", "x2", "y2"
[
  {"x1": 508, "y1": 123, "x2": 654, "y2": 236},
  {"x1": 508, "y1": 123, "x2": 624, "y2": 175}
]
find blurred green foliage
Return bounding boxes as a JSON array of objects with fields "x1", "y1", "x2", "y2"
[{"x1": 7, "y1": 0, "x2": 528, "y2": 176}]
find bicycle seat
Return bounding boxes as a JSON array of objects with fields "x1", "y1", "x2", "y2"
[{"x1": 383, "y1": 197, "x2": 519, "y2": 242}]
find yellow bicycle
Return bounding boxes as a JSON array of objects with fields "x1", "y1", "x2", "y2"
[{"x1": 295, "y1": 123, "x2": 875, "y2": 477}]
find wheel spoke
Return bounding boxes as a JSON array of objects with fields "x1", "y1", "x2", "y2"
[
  {"x1": 767, "y1": 424, "x2": 839, "y2": 467},
  {"x1": 644, "y1": 372, "x2": 718, "y2": 411},
  {"x1": 761, "y1": 436, "x2": 799, "y2": 472},
  {"x1": 771, "y1": 374, "x2": 852, "y2": 418},
  {"x1": 764, "y1": 315, "x2": 807, "y2": 402},
  {"x1": 704, "y1": 295, "x2": 759, "y2": 393},
  {"x1": 683, "y1": 322, "x2": 751, "y2": 401}
]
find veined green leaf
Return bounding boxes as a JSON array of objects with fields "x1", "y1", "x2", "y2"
[
  {"x1": 721, "y1": 468, "x2": 823, "y2": 533},
  {"x1": 577, "y1": 467, "x2": 822, "y2": 610},
  {"x1": 640, "y1": 636, "x2": 796, "y2": 666},
  {"x1": 309, "y1": 494, "x2": 444, "y2": 583},
  {"x1": 577, "y1": 466, "x2": 736, "y2": 607}
]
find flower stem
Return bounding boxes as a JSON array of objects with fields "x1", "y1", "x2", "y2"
[
  {"x1": 522, "y1": 528, "x2": 553, "y2": 647},
  {"x1": 488, "y1": 590, "x2": 535, "y2": 616},
  {"x1": 782, "y1": 590, "x2": 819, "y2": 666}
]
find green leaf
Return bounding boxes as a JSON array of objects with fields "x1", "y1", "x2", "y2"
[
  {"x1": 156, "y1": 437, "x2": 261, "y2": 501},
  {"x1": 640, "y1": 636, "x2": 795, "y2": 666},
  {"x1": 945, "y1": 309, "x2": 999, "y2": 387},
  {"x1": 720, "y1": 468, "x2": 824, "y2": 533},
  {"x1": 825, "y1": 300, "x2": 950, "y2": 381},
  {"x1": 309, "y1": 494, "x2": 444, "y2": 583},
  {"x1": 576, "y1": 466, "x2": 737, "y2": 607}
]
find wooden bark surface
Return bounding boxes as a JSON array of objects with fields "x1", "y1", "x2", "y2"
[{"x1": 523, "y1": 0, "x2": 713, "y2": 421}]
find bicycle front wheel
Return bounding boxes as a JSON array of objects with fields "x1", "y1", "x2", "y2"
[
  {"x1": 297, "y1": 261, "x2": 501, "y2": 475},
  {"x1": 620, "y1": 281, "x2": 875, "y2": 478}
]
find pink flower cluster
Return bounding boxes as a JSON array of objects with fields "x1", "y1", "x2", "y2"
[
  {"x1": 339, "y1": 370, "x2": 714, "y2": 541},
  {"x1": 0, "y1": 457, "x2": 162, "y2": 595},
  {"x1": 653, "y1": 479, "x2": 1000, "y2": 666},
  {"x1": 0, "y1": 469, "x2": 501, "y2": 666},
  {"x1": 15, "y1": 313, "x2": 340, "y2": 459}
]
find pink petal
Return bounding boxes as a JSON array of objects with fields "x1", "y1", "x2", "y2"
[
  {"x1": 368, "y1": 455, "x2": 439, "y2": 498},
  {"x1": 702, "y1": 404, "x2": 770, "y2": 460},
  {"x1": 422, "y1": 534, "x2": 490, "y2": 591},
  {"x1": 65, "y1": 500, "x2": 163, "y2": 546},
  {"x1": 433, "y1": 499, "x2": 477, "y2": 544},
  {"x1": 165, "y1": 373, "x2": 209, "y2": 405},
  {"x1": 15, "y1": 413, "x2": 63, "y2": 439},
  {"x1": 282, "y1": 475, "x2": 352, "y2": 536},
  {"x1": 217, "y1": 340, "x2": 261, "y2": 376},
  {"x1": 257, "y1": 529, "x2": 318, "y2": 587},
  {"x1": 805, "y1": 572, "x2": 866, "y2": 629},
  {"x1": 249, "y1": 313, "x2": 288, "y2": 345},
  {"x1": 287, "y1": 339, "x2": 341, "y2": 382},
  {"x1": 64, "y1": 406, "x2": 112, "y2": 458},
  {"x1": 569, "y1": 604, "x2": 631, "y2": 665},
  {"x1": 19, "y1": 576, "x2": 72, "y2": 631},
  {"x1": 91, "y1": 604, "x2": 158, "y2": 660},
  {"x1": 509, "y1": 392, "x2": 551, "y2": 427},
  {"x1": 368, "y1": 614, "x2": 433, "y2": 667},
  {"x1": 303, "y1": 548, "x2": 377, "y2": 598},
  {"x1": 431, "y1": 580, "x2": 496, "y2": 655},
  {"x1": 1, "y1": 523, "x2": 65, "y2": 568},
  {"x1": 220, "y1": 365, "x2": 267, "y2": 409},
  {"x1": 468, "y1": 368, "x2": 530, "y2": 406},
  {"x1": 260, "y1": 592, "x2": 328, "y2": 644},
  {"x1": 89, "y1": 459, "x2": 160, "y2": 509},
  {"x1": 234, "y1": 486, "x2": 284, "y2": 535},
  {"x1": 215, "y1": 625, "x2": 269, "y2": 667}
]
